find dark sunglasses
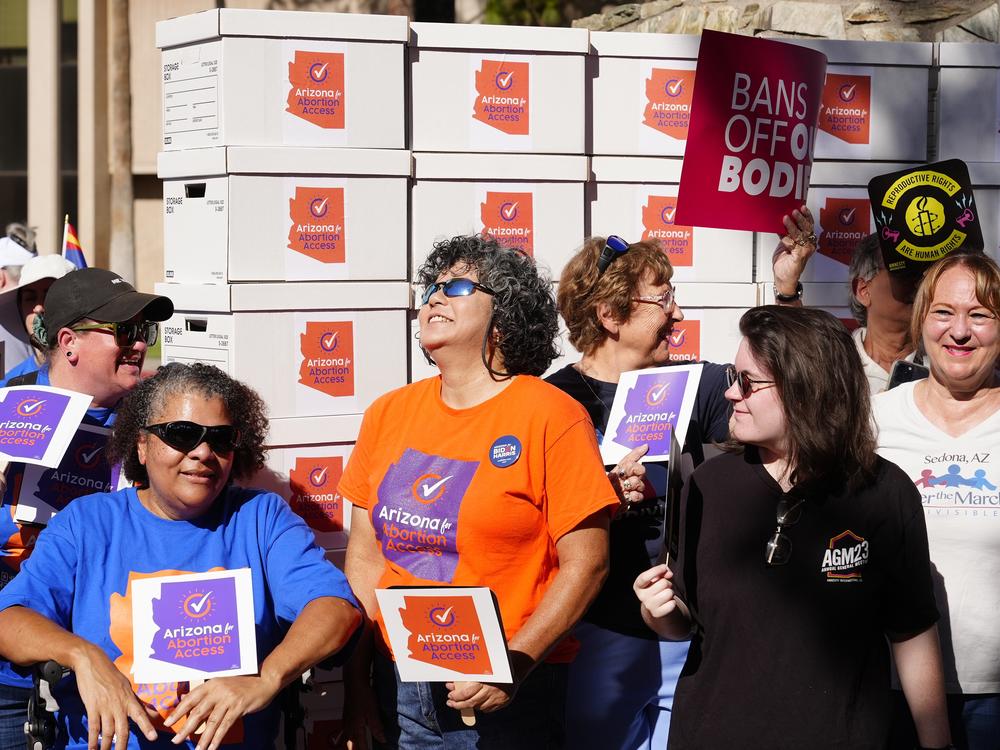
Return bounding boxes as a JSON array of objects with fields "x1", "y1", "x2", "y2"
[
  {"x1": 143, "y1": 421, "x2": 241, "y2": 453},
  {"x1": 725, "y1": 365, "x2": 776, "y2": 399},
  {"x1": 765, "y1": 496, "x2": 804, "y2": 566},
  {"x1": 420, "y1": 278, "x2": 496, "y2": 306},
  {"x1": 72, "y1": 320, "x2": 159, "y2": 347}
]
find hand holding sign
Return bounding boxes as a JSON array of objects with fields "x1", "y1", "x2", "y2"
[
  {"x1": 773, "y1": 204, "x2": 817, "y2": 297},
  {"x1": 608, "y1": 443, "x2": 650, "y2": 505},
  {"x1": 164, "y1": 674, "x2": 277, "y2": 749}
]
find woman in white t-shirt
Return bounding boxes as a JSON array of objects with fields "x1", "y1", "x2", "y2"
[{"x1": 873, "y1": 251, "x2": 1000, "y2": 750}]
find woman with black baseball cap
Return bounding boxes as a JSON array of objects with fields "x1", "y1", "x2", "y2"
[{"x1": 0, "y1": 268, "x2": 173, "y2": 749}]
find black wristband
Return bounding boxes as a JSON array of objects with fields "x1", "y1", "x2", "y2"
[{"x1": 773, "y1": 281, "x2": 803, "y2": 303}]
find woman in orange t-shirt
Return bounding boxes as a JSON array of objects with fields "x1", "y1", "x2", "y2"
[{"x1": 338, "y1": 235, "x2": 620, "y2": 750}]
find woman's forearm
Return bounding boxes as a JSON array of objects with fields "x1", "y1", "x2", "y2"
[
  {"x1": 258, "y1": 597, "x2": 361, "y2": 694},
  {"x1": 892, "y1": 624, "x2": 951, "y2": 748},
  {"x1": 0, "y1": 605, "x2": 97, "y2": 670}
]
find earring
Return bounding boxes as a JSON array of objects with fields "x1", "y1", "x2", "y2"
[{"x1": 65, "y1": 351, "x2": 71, "y2": 357}]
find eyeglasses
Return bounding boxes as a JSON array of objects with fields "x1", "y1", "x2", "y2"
[
  {"x1": 71, "y1": 320, "x2": 159, "y2": 347},
  {"x1": 420, "y1": 278, "x2": 496, "y2": 306},
  {"x1": 765, "y1": 496, "x2": 804, "y2": 566},
  {"x1": 725, "y1": 365, "x2": 776, "y2": 398},
  {"x1": 142, "y1": 421, "x2": 241, "y2": 454},
  {"x1": 633, "y1": 287, "x2": 676, "y2": 314}
]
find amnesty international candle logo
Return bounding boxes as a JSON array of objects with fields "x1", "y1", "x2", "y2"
[
  {"x1": 643, "y1": 69, "x2": 696, "y2": 140},
  {"x1": 611, "y1": 371, "x2": 688, "y2": 455},
  {"x1": 298, "y1": 321, "x2": 355, "y2": 398},
  {"x1": 288, "y1": 187, "x2": 346, "y2": 264},
  {"x1": 150, "y1": 577, "x2": 241, "y2": 672},
  {"x1": 818, "y1": 74, "x2": 871, "y2": 145},
  {"x1": 818, "y1": 197, "x2": 871, "y2": 265},
  {"x1": 374, "y1": 448, "x2": 479, "y2": 582},
  {"x1": 398, "y1": 595, "x2": 493, "y2": 675},
  {"x1": 286, "y1": 51, "x2": 345, "y2": 130},
  {"x1": 0, "y1": 391, "x2": 67, "y2": 461},
  {"x1": 868, "y1": 159, "x2": 983, "y2": 273},
  {"x1": 667, "y1": 320, "x2": 700, "y2": 363},
  {"x1": 289, "y1": 456, "x2": 345, "y2": 533},
  {"x1": 480, "y1": 191, "x2": 533, "y2": 256},
  {"x1": 641, "y1": 195, "x2": 693, "y2": 266},
  {"x1": 473, "y1": 60, "x2": 529, "y2": 136}
]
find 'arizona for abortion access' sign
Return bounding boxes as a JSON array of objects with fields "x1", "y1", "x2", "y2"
[{"x1": 675, "y1": 31, "x2": 827, "y2": 233}]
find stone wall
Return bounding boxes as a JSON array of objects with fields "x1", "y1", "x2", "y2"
[{"x1": 572, "y1": 0, "x2": 1000, "y2": 43}]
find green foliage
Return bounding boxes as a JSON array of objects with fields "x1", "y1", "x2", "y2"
[{"x1": 484, "y1": 0, "x2": 565, "y2": 27}]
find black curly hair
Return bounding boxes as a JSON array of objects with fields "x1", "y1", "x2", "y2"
[
  {"x1": 108, "y1": 362, "x2": 269, "y2": 486},
  {"x1": 416, "y1": 235, "x2": 560, "y2": 377}
]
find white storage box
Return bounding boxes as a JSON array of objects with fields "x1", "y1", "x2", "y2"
[
  {"x1": 590, "y1": 33, "x2": 930, "y2": 161},
  {"x1": 939, "y1": 44, "x2": 1000, "y2": 163},
  {"x1": 760, "y1": 282, "x2": 858, "y2": 330},
  {"x1": 589, "y1": 156, "x2": 754, "y2": 283},
  {"x1": 249, "y1": 427, "x2": 355, "y2": 551},
  {"x1": 755, "y1": 161, "x2": 910, "y2": 284},
  {"x1": 158, "y1": 9, "x2": 407, "y2": 150},
  {"x1": 160, "y1": 147, "x2": 411, "y2": 285},
  {"x1": 968, "y1": 163, "x2": 1000, "y2": 260},
  {"x1": 157, "y1": 282, "x2": 409, "y2": 420},
  {"x1": 667, "y1": 283, "x2": 756, "y2": 365},
  {"x1": 409, "y1": 22, "x2": 588, "y2": 154},
  {"x1": 410, "y1": 153, "x2": 587, "y2": 279}
]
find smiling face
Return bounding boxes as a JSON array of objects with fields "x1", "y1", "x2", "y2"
[
  {"x1": 613, "y1": 272, "x2": 684, "y2": 369},
  {"x1": 64, "y1": 315, "x2": 148, "y2": 406},
  {"x1": 137, "y1": 391, "x2": 235, "y2": 521},
  {"x1": 922, "y1": 265, "x2": 1000, "y2": 391},
  {"x1": 417, "y1": 263, "x2": 496, "y2": 368},
  {"x1": 725, "y1": 338, "x2": 788, "y2": 458}
]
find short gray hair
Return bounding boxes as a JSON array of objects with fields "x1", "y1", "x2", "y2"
[{"x1": 848, "y1": 234, "x2": 883, "y2": 325}]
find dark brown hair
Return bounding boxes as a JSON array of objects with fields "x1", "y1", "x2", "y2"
[
  {"x1": 738, "y1": 306, "x2": 877, "y2": 491},
  {"x1": 557, "y1": 238, "x2": 673, "y2": 355}
]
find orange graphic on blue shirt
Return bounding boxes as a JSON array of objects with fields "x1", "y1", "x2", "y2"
[
  {"x1": 287, "y1": 51, "x2": 345, "y2": 130},
  {"x1": 480, "y1": 192, "x2": 533, "y2": 256},
  {"x1": 399, "y1": 595, "x2": 493, "y2": 675},
  {"x1": 288, "y1": 187, "x2": 346, "y2": 264},
  {"x1": 289, "y1": 455, "x2": 345, "y2": 533},
  {"x1": 108, "y1": 569, "x2": 244, "y2": 743},
  {"x1": 298, "y1": 321, "x2": 355, "y2": 398},
  {"x1": 473, "y1": 60, "x2": 529, "y2": 136},
  {"x1": 643, "y1": 69, "x2": 695, "y2": 140},
  {"x1": 642, "y1": 195, "x2": 693, "y2": 266},
  {"x1": 1, "y1": 504, "x2": 40, "y2": 573}
]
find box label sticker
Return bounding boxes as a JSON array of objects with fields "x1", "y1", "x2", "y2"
[
  {"x1": 289, "y1": 455, "x2": 345, "y2": 533},
  {"x1": 287, "y1": 51, "x2": 345, "y2": 130},
  {"x1": 473, "y1": 60, "x2": 529, "y2": 136},
  {"x1": 667, "y1": 320, "x2": 700, "y2": 363},
  {"x1": 643, "y1": 69, "x2": 696, "y2": 140},
  {"x1": 818, "y1": 73, "x2": 870, "y2": 145},
  {"x1": 818, "y1": 196, "x2": 870, "y2": 265},
  {"x1": 642, "y1": 195, "x2": 694, "y2": 267},
  {"x1": 288, "y1": 187, "x2": 347, "y2": 265},
  {"x1": 298, "y1": 321, "x2": 355, "y2": 398},
  {"x1": 480, "y1": 191, "x2": 534, "y2": 256}
]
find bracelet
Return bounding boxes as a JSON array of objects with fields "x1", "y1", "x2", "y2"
[
  {"x1": 792, "y1": 233, "x2": 817, "y2": 247},
  {"x1": 773, "y1": 281, "x2": 803, "y2": 303}
]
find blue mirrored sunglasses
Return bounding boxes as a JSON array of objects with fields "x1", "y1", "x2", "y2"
[{"x1": 420, "y1": 278, "x2": 496, "y2": 306}]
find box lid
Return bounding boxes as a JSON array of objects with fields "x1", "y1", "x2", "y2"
[
  {"x1": 589, "y1": 32, "x2": 699, "y2": 59},
  {"x1": 784, "y1": 38, "x2": 932, "y2": 66},
  {"x1": 413, "y1": 152, "x2": 588, "y2": 181},
  {"x1": 268, "y1": 414, "x2": 363, "y2": 445},
  {"x1": 939, "y1": 42, "x2": 1000, "y2": 67},
  {"x1": 968, "y1": 162, "x2": 1000, "y2": 185},
  {"x1": 809, "y1": 161, "x2": 915, "y2": 186},
  {"x1": 590, "y1": 156, "x2": 683, "y2": 183},
  {"x1": 159, "y1": 147, "x2": 413, "y2": 178},
  {"x1": 156, "y1": 282, "x2": 232, "y2": 313},
  {"x1": 157, "y1": 281, "x2": 410, "y2": 312},
  {"x1": 157, "y1": 8, "x2": 408, "y2": 50},
  {"x1": 409, "y1": 21, "x2": 588, "y2": 54},
  {"x1": 678, "y1": 283, "x2": 757, "y2": 308}
]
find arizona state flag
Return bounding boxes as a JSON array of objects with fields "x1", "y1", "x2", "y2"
[{"x1": 62, "y1": 216, "x2": 87, "y2": 269}]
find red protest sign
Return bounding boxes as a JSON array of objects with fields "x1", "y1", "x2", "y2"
[{"x1": 675, "y1": 31, "x2": 827, "y2": 233}]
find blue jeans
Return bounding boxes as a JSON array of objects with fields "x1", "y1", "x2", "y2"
[
  {"x1": 373, "y1": 651, "x2": 567, "y2": 749},
  {"x1": 0, "y1": 682, "x2": 30, "y2": 750},
  {"x1": 890, "y1": 689, "x2": 1000, "y2": 750},
  {"x1": 565, "y1": 621, "x2": 689, "y2": 750}
]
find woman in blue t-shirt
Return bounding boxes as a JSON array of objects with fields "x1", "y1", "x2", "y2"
[{"x1": 0, "y1": 363, "x2": 361, "y2": 750}]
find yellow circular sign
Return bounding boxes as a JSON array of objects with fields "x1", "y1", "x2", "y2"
[{"x1": 904, "y1": 196, "x2": 946, "y2": 237}]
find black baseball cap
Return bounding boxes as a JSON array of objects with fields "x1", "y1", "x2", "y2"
[{"x1": 43, "y1": 268, "x2": 174, "y2": 346}]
